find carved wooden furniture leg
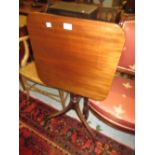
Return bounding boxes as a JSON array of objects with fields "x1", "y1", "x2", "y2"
[
  {"x1": 43, "y1": 93, "x2": 95, "y2": 139},
  {"x1": 74, "y1": 100, "x2": 96, "y2": 139},
  {"x1": 43, "y1": 98, "x2": 73, "y2": 127},
  {"x1": 19, "y1": 75, "x2": 30, "y2": 100},
  {"x1": 58, "y1": 90, "x2": 66, "y2": 108},
  {"x1": 83, "y1": 97, "x2": 89, "y2": 120}
]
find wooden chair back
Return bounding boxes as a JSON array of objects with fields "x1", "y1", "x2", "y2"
[{"x1": 27, "y1": 12, "x2": 124, "y2": 100}]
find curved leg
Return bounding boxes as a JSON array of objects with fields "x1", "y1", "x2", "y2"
[
  {"x1": 58, "y1": 90, "x2": 65, "y2": 109},
  {"x1": 43, "y1": 101, "x2": 72, "y2": 127},
  {"x1": 43, "y1": 94, "x2": 95, "y2": 141},
  {"x1": 83, "y1": 97, "x2": 89, "y2": 120},
  {"x1": 75, "y1": 102, "x2": 96, "y2": 140},
  {"x1": 20, "y1": 76, "x2": 30, "y2": 100},
  {"x1": 49, "y1": 103, "x2": 72, "y2": 118}
]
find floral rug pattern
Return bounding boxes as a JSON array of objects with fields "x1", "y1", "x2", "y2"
[{"x1": 19, "y1": 91, "x2": 134, "y2": 155}]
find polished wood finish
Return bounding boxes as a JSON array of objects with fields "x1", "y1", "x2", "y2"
[
  {"x1": 20, "y1": 61, "x2": 67, "y2": 107},
  {"x1": 19, "y1": 35, "x2": 67, "y2": 108},
  {"x1": 27, "y1": 12, "x2": 124, "y2": 101}
]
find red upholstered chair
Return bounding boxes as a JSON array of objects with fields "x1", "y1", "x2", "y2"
[
  {"x1": 88, "y1": 20, "x2": 135, "y2": 133},
  {"x1": 117, "y1": 20, "x2": 135, "y2": 75}
]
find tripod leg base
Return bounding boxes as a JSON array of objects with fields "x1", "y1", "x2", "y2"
[
  {"x1": 43, "y1": 102, "x2": 72, "y2": 127},
  {"x1": 43, "y1": 94, "x2": 96, "y2": 141},
  {"x1": 75, "y1": 103, "x2": 96, "y2": 140}
]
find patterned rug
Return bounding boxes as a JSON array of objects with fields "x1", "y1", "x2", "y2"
[{"x1": 19, "y1": 91, "x2": 134, "y2": 155}]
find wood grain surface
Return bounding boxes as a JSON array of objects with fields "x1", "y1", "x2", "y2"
[{"x1": 27, "y1": 12, "x2": 124, "y2": 100}]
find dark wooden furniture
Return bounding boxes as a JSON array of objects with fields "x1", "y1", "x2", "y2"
[
  {"x1": 27, "y1": 12, "x2": 125, "y2": 138},
  {"x1": 120, "y1": 12, "x2": 135, "y2": 23},
  {"x1": 47, "y1": 1, "x2": 98, "y2": 20},
  {"x1": 124, "y1": 0, "x2": 135, "y2": 13},
  {"x1": 97, "y1": 7, "x2": 121, "y2": 23},
  {"x1": 19, "y1": 0, "x2": 48, "y2": 15}
]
